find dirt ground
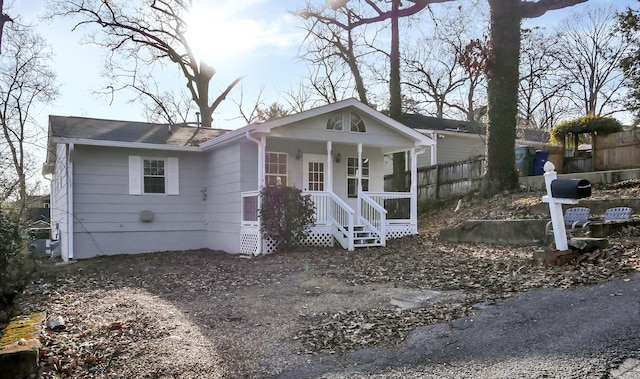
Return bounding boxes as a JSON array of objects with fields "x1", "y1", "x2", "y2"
[{"x1": 13, "y1": 183, "x2": 640, "y2": 378}]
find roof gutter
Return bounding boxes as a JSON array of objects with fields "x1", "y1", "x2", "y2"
[{"x1": 52, "y1": 137, "x2": 201, "y2": 152}]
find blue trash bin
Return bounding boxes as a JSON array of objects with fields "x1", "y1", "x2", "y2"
[{"x1": 532, "y1": 150, "x2": 549, "y2": 176}]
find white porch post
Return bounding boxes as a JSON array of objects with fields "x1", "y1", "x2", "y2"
[
  {"x1": 255, "y1": 134, "x2": 266, "y2": 255},
  {"x1": 245, "y1": 131, "x2": 267, "y2": 255},
  {"x1": 326, "y1": 141, "x2": 333, "y2": 192},
  {"x1": 410, "y1": 147, "x2": 418, "y2": 227},
  {"x1": 357, "y1": 143, "x2": 363, "y2": 219}
]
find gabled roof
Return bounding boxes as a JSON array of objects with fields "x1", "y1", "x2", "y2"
[
  {"x1": 48, "y1": 115, "x2": 228, "y2": 148},
  {"x1": 45, "y1": 99, "x2": 435, "y2": 166},
  {"x1": 403, "y1": 113, "x2": 550, "y2": 143},
  {"x1": 200, "y1": 98, "x2": 435, "y2": 150}
]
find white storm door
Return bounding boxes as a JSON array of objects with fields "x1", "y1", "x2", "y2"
[{"x1": 303, "y1": 154, "x2": 326, "y2": 192}]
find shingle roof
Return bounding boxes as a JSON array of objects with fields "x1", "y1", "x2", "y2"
[
  {"x1": 49, "y1": 116, "x2": 229, "y2": 146},
  {"x1": 402, "y1": 113, "x2": 550, "y2": 143}
]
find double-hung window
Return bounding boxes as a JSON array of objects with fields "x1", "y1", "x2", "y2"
[
  {"x1": 347, "y1": 157, "x2": 369, "y2": 198},
  {"x1": 143, "y1": 159, "x2": 166, "y2": 193},
  {"x1": 265, "y1": 152, "x2": 287, "y2": 186},
  {"x1": 129, "y1": 156, "x2": 179, "y2": 195}
]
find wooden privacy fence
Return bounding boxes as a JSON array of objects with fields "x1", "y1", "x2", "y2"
[
  {"x1": 384, "y1": 156, "x2": 486, "y2": 201},
  {"x1": 595, "y1": 129, "x2": 640, "y2": 171}
]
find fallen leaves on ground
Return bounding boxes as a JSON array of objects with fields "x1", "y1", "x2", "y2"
[{"x1": 11, "y1": 184, "x2": 640, "y2": 376}]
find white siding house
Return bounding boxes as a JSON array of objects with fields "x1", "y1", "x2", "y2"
[{"x1": 44, "y1": 99, "x2": 434, "y2": 259}]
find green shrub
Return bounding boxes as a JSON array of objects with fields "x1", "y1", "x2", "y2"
[
  {"x1": 0, "y1": 213, "x2": 31, "y2": 310},
  {"x1": 258, "y1": 186, "x2": 316, "y2": 251}
]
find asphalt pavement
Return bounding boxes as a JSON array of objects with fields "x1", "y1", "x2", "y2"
[{"x1": 276, "y1": 273, "x2": 640, "y2": 379}]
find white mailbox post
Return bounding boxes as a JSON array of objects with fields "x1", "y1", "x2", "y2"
[{"x1": 541, "y1": 161, "x2": 578, "y2": 251}]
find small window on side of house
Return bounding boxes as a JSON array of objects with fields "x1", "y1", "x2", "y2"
[
  {"x1": 326, "y1": 112, "x2": 343, "y2": 131},
  {"x1": 143, "y1": 159, "x2": 166, "y2": 193},
  {"x1": 350, "y1": 112, "x2": 366, "y2": 133},
  {"x1": 129, "y1": 156, "x2": 179, "y2": 195}
]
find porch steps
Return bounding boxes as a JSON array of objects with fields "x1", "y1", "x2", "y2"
[{"x1": 349, "y1": 225, "x2": 382, "y2": 248}]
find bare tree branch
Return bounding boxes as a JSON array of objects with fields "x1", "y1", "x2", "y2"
[{"x1": 48, "y1": 0, "x2": 240, "y2": 127}]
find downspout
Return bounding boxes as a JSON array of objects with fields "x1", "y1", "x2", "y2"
[
  {"x1": 246, "y1": 131, "x2": 264, "y2": 255},
  {"x1": 67, "y1": 143, "x2": 74, "y2": 260},
  {"x1": 428, "y1": 131, "x2": 438, "y2": 165}
]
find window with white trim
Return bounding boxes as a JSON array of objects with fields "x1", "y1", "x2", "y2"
[
  {"x1": 265, "y1": 152, "x2": 287, "y2": 186},
  {"x1": 144, "y1": 159, "x2": 165, "y2": 193},
  {"x1": 350, "y1": 112, "x2": 366, "y2": 133},
  {"x1": 347, "y1": 157, "x2": 369, "y2": 198},
  {"x1": 129, "y1": 156, "x2": 179, "y2": 195},
  {"x1": 326, "y1": 112, "x2": 343, "y2": 131}
]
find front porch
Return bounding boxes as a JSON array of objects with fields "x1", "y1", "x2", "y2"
[
  {"x1": 240, "y1": 190, "x2": 417, "y2": 255},
  {"x1": 235, "y1": 100, "x2": 433, "y2": 255}
]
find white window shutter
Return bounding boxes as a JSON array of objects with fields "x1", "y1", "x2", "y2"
[
  {"x1": 129, "y1": 156, "x2": 142, "y2": 195},
  {"x1": 167, "y1": 157, "x2": 179, "y2": 195}
]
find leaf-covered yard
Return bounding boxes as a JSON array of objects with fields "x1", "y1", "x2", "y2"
[{"x1": 12, "y1": 183, "x2": 640, "y2": 378}]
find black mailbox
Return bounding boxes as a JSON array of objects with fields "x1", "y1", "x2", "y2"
[{"x1": 550, "y1": 179, "x2": 591, "y2": 199}]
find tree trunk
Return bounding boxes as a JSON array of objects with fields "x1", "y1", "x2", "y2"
[
  {"x1": 481, "y1": 0, "x2": 521, "y2": 196},
  {"x1": 389, "y1": 0, "x2": 406, "y2": 191},
  {"x1": 347, "y1": 26, "x2": 369, "y2": 106}
]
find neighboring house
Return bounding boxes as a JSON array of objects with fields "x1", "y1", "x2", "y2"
[
  {"x1": 385, "y1": 113, "x2": 553, "y2": 174},
  {"x1": 25, "y1": 195, "x2": 51, "y2": 224},
  {"x1": 43, "y1": 99, "x2": 434, "y2": 260}
]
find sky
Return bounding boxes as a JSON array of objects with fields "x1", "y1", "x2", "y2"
[{"x1": 5, "y1": 0, "x2": 639, "y2": 177}]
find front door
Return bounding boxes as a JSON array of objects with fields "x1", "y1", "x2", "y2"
[{"x1": 303, "y1": 154, "x2": 326, "y2": 192}]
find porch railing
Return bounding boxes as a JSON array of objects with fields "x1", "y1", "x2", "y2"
[
  {"x1": 367, "y1": 192, "x2": 412, "y2": 223},
  {"x1": 359, "y1": 192, "x2": 388, "y2": 246},
  {"x1": 304, "y1": 191, "x2": 355, "y2": 251}
]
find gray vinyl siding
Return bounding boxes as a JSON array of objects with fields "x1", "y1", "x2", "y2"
[
  {"x1": 51, "y1": 143, "x2": 69, "y2": 260},
  {"x1": 437, "y1": 134, "x2": 485, "y2": 163},
  {"x1": 205, "y1": 141, "x2": 246, "y2": 253},
  {"x1": 71, "y1": 145, "x2": 207, "y2": 258},
  {"x1": 387, "y1": 133, "x2": 485, "y2": 173}
]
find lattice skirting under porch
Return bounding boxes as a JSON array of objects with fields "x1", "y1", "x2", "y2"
[
  {"x1": 386, "y1": 224, "x2": 417, "y2": 240},
  {"x1": 301, "y1": 225, "x2": 334, "y2": 248},
  {"x1": 241, "y1": 224, "x2": 415, "y2": 255},
  {"x1": 240, "y1": 225, "x2": 261, "y2": 255},
  {"x1": 240, "y1": 225, "x2": 335, "y2": 255}
]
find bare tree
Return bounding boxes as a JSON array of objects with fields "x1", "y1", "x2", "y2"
[
  {"x1": 518, "y1": 27, "x2": 572, "y2": 130},
  {"x1": 554, "y1": 6, "x2": 629, "y2": 117},
  {"x1": 0, "y1": 20, "x2": 57, "y2": 220},
  {"x1": 301, "y1": 40, "x2": 365, "y2": 104},
  {"x1": 297, "y1": 0, "x2": 458, "y2": 191},
  {"x1": 403, "y1": 21, "x2": 490, "y2": 121},
  {"x1": 402, "y1": 2, "x2": 488, "y2": 120},
  {"x1": 282, "y1": 82, "x2": 319, "y2": 114},
  {"x1": 0, "y1": 0, "x2": 13, "y2": 54},
  {"x1": 297, "y1": 1, "x2": 381, "y2": 106},
  {"x1": 48, "y1": 0, "x2": 240, "y2": 127}
]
